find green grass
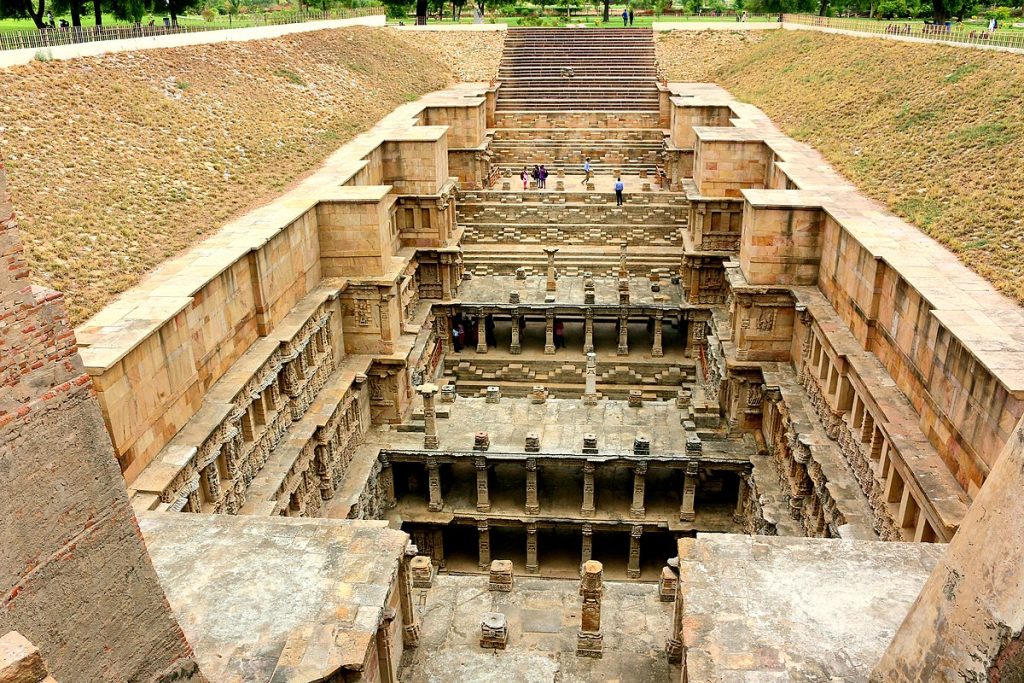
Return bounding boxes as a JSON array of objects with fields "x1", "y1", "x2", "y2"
[
  {"x1": 273, "y1": 67, "x2": 305, "y2": 86},
  {"x1": 949, "y1": 121, "x2": 1017, "y2": 147},
  {"x1": 392, "y1": 13, "x2": 772, "y2": 28},
  {"x1": 0, "y1": 12, "x2": 273, "y2": 32}
]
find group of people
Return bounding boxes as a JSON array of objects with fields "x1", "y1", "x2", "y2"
[
  {"x1": 450, "y1": 313, "x2": 497, "y2": 352},
  {"x1": 520, "y1": 164, "x2": 550, "y2": 190},
  {"x1": 621, "y1": 8, "x2": 635, "y2": 25}
]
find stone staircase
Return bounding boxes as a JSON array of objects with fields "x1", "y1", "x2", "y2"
[{"x1": 496, "y1": 28, "x2": 660, "y2": 112}]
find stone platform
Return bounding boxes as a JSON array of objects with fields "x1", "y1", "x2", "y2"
[
  {"x1": 676, "y1": 534, "x2": 944, "y2": 682},
  {"x1": 401, "y1": 574, "x2": 676, "y2": 683},
  {"x1": 140, "y1": 513, "x2": 411, "y2": 683}
]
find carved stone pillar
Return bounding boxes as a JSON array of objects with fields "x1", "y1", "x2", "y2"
[
  {"x1": 627, "y1": 525, "x2": 642, "y2": 579},
  {"x1": 478, "y1": 519, "x2": 491, "y2": 571},
  {"x1": 427, "y1": 458, "x2": 443, "y2": 512},
  {"x1": 652, "y1": 312, "x2": 664, "y2": 358},
  {"x1": 576, "y1": 560, "x2": 604, "y2": 658},
  {"x1": 734, "y1": 474, "x2": 748, "y2": 523},
  {"x1": 666, "y1": 563, "x2": 683, "y2": 663},
  {"x1": 525, "y1": 458, "x2": 540, "y2": 514},
  {"x1": 475, "y1": 456, "x2": 490, "y2": 512},
  {"x1": 380, "y1": 454, "x2": 397, "y2": 509},
  {"x1": 630, "y1": 461, "x2": 647, "y2": 519},
  {"x1": 473, "y1": 313, "x2": 487, "y2": 355},
  {"x1": 581, "y1": 523, "x2": 593, "y2": 563},
  {"x1": 418, "y1": 383, "x2": 440, "y2": 450},
  {"x1": 617, "y1": 313, "x2": 629, "y2": 356},
  {"x1": 583, "y1": 308, "x2": 594, "y2": 354},
  {"x1": 510, "y1": 310, "x2": 521, "y2": 355},
  {"x1": 618, "y1": 242, "x2": 628, "y2": 279},
  {"x1": 583, "y1": 352, "x2": 599, "y2": 405},
  {"x1": 544, "y1": 310, "x2": 556, "y2": 355},
  {"x1": 544, "y1": 247, "x2": 559, "y2": 292},
  {"x1": 582, "y1": 461, "x2": 596, "y2": 517},
  {"x1": 399, "y1": 544, "x2": 421, "y2": 647},
  {"x1": 680, "y1": 462, "x2": 698, "y2": 522},
  {"x1": 526, "y1": 523, "x2": 539, "y2": 574}
]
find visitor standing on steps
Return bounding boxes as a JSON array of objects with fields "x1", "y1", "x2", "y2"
[
  {"x1": 582, "y1": 157, "x2": 593, "y2": 185},
  {"x1": 622, "y1": 8, "x2": 628, "y2": 25},
  {"x1": 539, "y1": 165, "x2": 548, "y2": 189},
  {"x1": 614, "y1": 177, "x2": 625, "y2": 206},
  {"x1": 521, "y1": 166, "x2": 529, "y2": 191}
]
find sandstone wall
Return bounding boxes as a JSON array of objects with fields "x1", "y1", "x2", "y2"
[{"x1": 0, "y1": 155, "x2": 204, "y2": 682}]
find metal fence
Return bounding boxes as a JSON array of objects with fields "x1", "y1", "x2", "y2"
[
  {"x1": 0, "y1": 6, "x2": 384, "y2": 52},
  {"x1": 783, "y1": 13, "x2": 1024, "y2": 51}
]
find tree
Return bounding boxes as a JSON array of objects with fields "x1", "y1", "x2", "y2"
[
  {"x1": 50, "y1": 0, "x2": 85, "y2": 26},
  {"x1": 109, "y1": 0, "x2": 145, "y2": 21},
  {"x1": 0, "y1": 0, "x2": 48, "y2": 28}
]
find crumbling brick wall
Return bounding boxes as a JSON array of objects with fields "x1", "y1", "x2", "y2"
[{"x1": 0, "y1": 155, "x2": 205, "y2": 682}]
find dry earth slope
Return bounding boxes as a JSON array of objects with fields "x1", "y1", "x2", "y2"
[
  {"x1": 0, "y1": 26, "x2": 503, "y2": 324},
  {"x1": 657, "y1": 29, "x2": 1024, "y2": 305}
]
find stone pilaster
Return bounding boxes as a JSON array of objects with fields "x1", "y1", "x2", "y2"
[
  {"x1": 427, "y1": 458, "x2": 443, "y2": 512},
  {"x1": 734, "y1": 475, "x2": 749, "y2": 523},
  {"x1": 379, "y1": 453, "x2": 397, "y2": 509},
  {"x1": 544, "y1": 247, "x2": 559, "y2": 292},
  {"x1": 525, "y1": 458, "x2": 540, "y2": 514},
  {"x1": 583, "y1": 352, "x2": 599, "y2": 405},
  {"x1": 475, "y1": 456, "x2": 490, "y2": 512},
  {"x1": 476, "y1": 309, "x2": 488, "y2": 353},
  {"x1": 617, "y1": 313, "x2": 629, "y2": 355},
  {"x1": 510, "y1": 310, "x2": 521, "y2": 354},
  {"x1": 399, "y1": 544, "x2": 421, "y2": 647},
  {"x1": 478, "y1": 519, "x2": 491, "y2": 571},
  {"x1": 680, "y1": 462, "x2": 698, "y2": 522},
  {"x1": 581, "y1": 523, "x2": 593, "y2": 563},
  {"x1": 630, "y1": 461, "x2": 647, "y2": 519},
  {"x1": 582, "y1": 461, "x2": 596, "y2": 517},
  {"x1": 418, "y1": 383, "x2": 440, "y2": 450},
  {"x1": 627, "y1": 525, "x2": 642, "y2": 579},
  {"x1": 652, "y1": 312, "x2": 664, "y2": 358},
  {"x1": 576, "y1": 560, "x2": 604, "y2": 658},
  {"x1": 544, "y1": 310, "x2": 556, "y2": 355},
  {"x1": 583, "y1": 308, "x2": 594, "y2": 353},
  {"x1": 526, "y1": 523, "x2": 539, "y2": 574}
]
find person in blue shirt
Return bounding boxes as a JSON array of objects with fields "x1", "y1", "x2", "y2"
[
  {"x1": 582, "y1": 157, "x2": 593, "y2": 185},
  {"x1": 622, "y1": 8, "x2": 628, "y2": 25},
  {"x1": 614, "y1": 177, "x2": 625, "y2": 206}
]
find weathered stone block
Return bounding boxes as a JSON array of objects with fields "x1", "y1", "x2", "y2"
[
  {"x1": 633, "y1": 436, "x2": 650, "y2": 455},
  {"x1": 659, "y1": 566, "x2": 678, "y2": 602},
  {"x1": 488, "y1": 559, "x2": 514, "y2": 592},
  {"x1": 410, "y1": 555, "x2": 434, "y2": 589},
  {"x1": 480, "y1": 612, "x2": 508, "y2": 649},
  {"x1": 440, "y1": 385, "x2": 457, "y2": 404},
  {"x1": 628, "y1": 390, "x2": 643, "y2": 408},
  {"x1": 525, "y1": 432, "x2": 541, "y2": 453},
  {"x1": 485, "y1": 386, "x2": 501, "y2": 404},
  {"x1": 583, "y1": 433, "x2": 598, "y2": 454},
  {"x1": 474, "y1": 432, "x2": 490, "y2": 451}
]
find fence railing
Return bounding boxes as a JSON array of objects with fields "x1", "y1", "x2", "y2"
[
  {"x1": 783, "y1": 13, "x2": 1024, "y2": 51},
  {"x1": 0, "y1": 6, "x2": 384, "y2": 52}
]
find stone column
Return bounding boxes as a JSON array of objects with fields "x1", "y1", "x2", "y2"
[
  {"x1": 427, "y1": 458, "x2": 444, "y2": 512},
  {"x1": 380, "y1": 454, "x2": 397, "y2": 509},
  {"x1": 734, "y1": 475, "x2": 749, "y2": 523},
  {"x1": 476, "y1": 309, "x2": 488, "y2": 353},
  {"x1": 666, "y1": 561, "x2": 683, "y2": 663},
  {"x1": 630, "y1": 461, "x2": 647, "y2": 519},
  {"x1": 544, "y1": 247, "x2": 559, "y2": 292},
  {"x1": 652, "y1": 312, "x2": 664, "y2": 358},
  {"x1": 526, "y1": 523, "x2": 539, "y2": 574},
  {"x1": 680, "y1": 462, "x2": 698, "y2": 522},
  {"x1": 418, "y1": 383, "x2": 440, "y2": 450},
  {"x1": 399, "y1": 544, "x2": 421, "y2": 647},
  {"x1": 618, "y1": 242, "x2": 629, "y2": 279},
  {"x1": 478, "y1": 519, "x2": 491, "y2": 571},
  {"x1": 583, "y1": 352, "x2": 599, "y2": 405},
  {"x1": 583, "y1": 308, "x2": 595, "y2": 353},
  {"x1": 510, "y1": 310, "x2": 521, "y2": 355},
  {"x1": 576, "y1": 560, "x2": 604, "y2": 658},
  {"x1": 691, "y1": 318, "x2": 707, "y2": 360},
  {"x1": 617, "y1": 313, "x2": 629, "y2": 356},
  {"x1": 475, "y1": 456, "x2": 490, "y2": 512},
  {"x1": 525, "y1": 458, "x2": 540, "y2": 514},
  {"x1": 544, "y1": 310, "x2": 556, "y2": 355},
  {"x1": 581, "y1": 523, "x2": 593, "y2": 563},
  {"x1": 582, "y1": 461, "x2": 596, "y2": 516},
  {"x1": 627, "y1": 525, "x2": 642, "y2": 579}
]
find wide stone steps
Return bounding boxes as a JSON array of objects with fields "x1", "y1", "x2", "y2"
[
  {"x1": 456, "y1": 201, "x2": 685, "y2": 225},
  {"x1": 496, "y1": 161, "x2": 657, "y2": 174},
  {"x1": 492, "y1": 128, "x2": 666, "y2": 143},
  {"x1": 496, "y1": 26, "x2": 659, "y2": 112},
  {"x1": 460, "y1": 223, "x2": 682, "y2": 246}
]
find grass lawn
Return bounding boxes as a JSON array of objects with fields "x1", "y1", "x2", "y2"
[
  {"x1": 391, "y1": 13, "x2": 774, "y2": 27},
  {"x1": 0, "y1": 12, "x2": 277, "y2": 33}
]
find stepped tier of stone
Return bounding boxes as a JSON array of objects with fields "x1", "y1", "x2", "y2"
[
  {"x1": 496, "y1": 28, "x2": 659, "y2": 112},
  {"x1": 457, "y1": 192, "x2": 685, "y2": 247}
]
